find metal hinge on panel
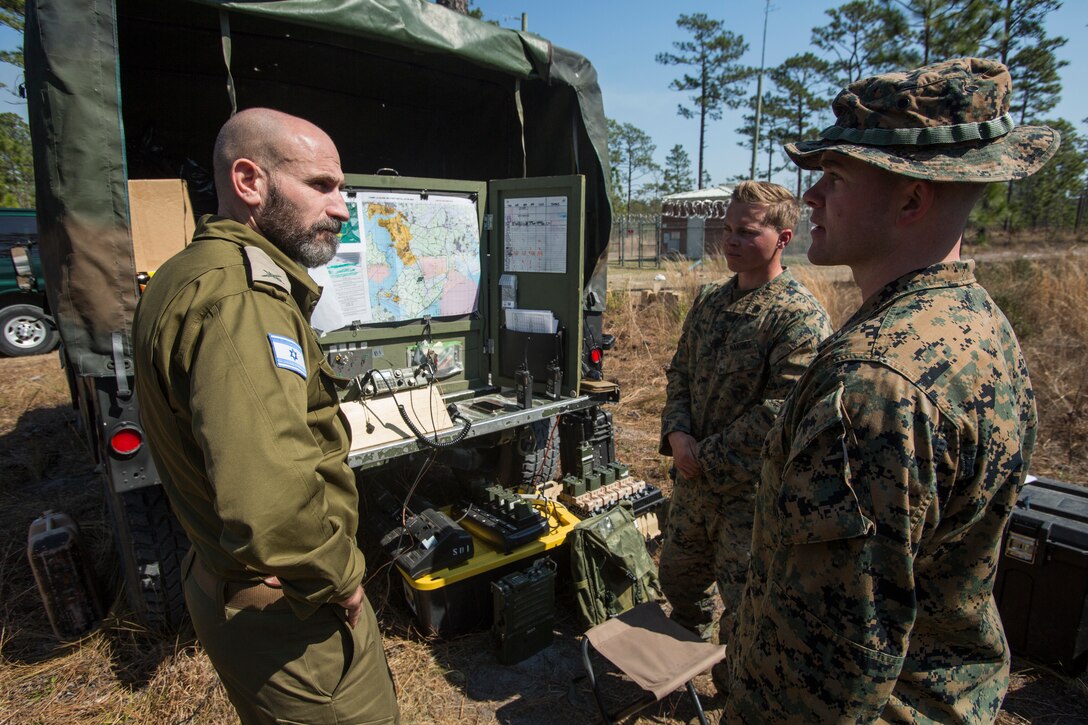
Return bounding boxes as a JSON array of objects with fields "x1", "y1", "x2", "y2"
[
  {"x1": 484, "y1": 214, "x2": 493, "y2": 231},
  {"x1": 484, "y1": 339, "x2": 495, "y2": 354}
]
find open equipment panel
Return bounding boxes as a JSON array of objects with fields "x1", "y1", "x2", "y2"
[
  {"x1": 318, "y1": 173, "x2": 594, "y2": 469},
  {"x1": 318, "y1": 174, "x2": 660, "y2": 636},
  {"x1": 318, "y1": 174, "x2": 574, "y2": 621}
]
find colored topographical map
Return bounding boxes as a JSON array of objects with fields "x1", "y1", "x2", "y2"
[
  {"x1": 310, "y1": 190, "x2": 481, "y2": 332},
  {"x1": 361, "y1": 192, "x2": 480, "y2": 322}
]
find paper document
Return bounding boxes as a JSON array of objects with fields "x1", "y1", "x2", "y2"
[
  {"x1": 505, "y1": 308, "x2": 558, "y2": 334},
  {"x1": 503, "y1": 196, "x2": 568, "y2": 273},
  {"x1": 310, "y1": 195, "x2": 371, "y2": 333}
]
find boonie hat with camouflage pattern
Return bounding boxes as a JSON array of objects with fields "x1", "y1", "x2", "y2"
[{"x1": 784, "y1": 57, "x2": 1059, "y2": 182}]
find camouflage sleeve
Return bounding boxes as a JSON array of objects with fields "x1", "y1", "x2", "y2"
[
  {"x1": 726, "y1": 364, "x2": 946, "y2": 722},
  {"x1": 187, "y1": 289, "x2": 366, "y2": 618},
  {"x1": 659, "y1": 288, "x2": 711, "y2": 456},
  {"x1": 694, "y1": 313, "x2": 830, "y2": 483}
]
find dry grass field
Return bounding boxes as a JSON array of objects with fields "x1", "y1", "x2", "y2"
[{"x1": 2, "y1": 253, "x2": 1088, "y2": 723}]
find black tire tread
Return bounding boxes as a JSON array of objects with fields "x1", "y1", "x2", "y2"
[
  {"x1": 513, "y1": 418, "x2": 560, "y2": 488},
  {"x1": 111, "y1": 486, "x2": 189, "y2": 629}
]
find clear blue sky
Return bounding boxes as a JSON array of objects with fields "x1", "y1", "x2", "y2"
[
  {"x1": 476, "y1": 0, "x2": 1088, "y2": 188},
  {"x1": 2, "y1": 2, "x2": 1084, "y2": 189}
]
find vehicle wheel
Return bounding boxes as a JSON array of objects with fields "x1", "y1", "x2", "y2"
[
  {"x1": 0, "y1": 303, "x2": 59, "y2": 356},
  {"x1": 498, "y1": 418, "x2": 560, "y2": 488},
  {"x1": 105, "y1": 483, "x2": 190, "y2": 630}
]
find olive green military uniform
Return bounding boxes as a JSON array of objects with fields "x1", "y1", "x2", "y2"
[
  {"x1": 658, "y1": 269, "x2": 832, "y2": 654},
  {"x1": 133, "y1": 215, "x2": 399, "y2": 725},
  {"x1": 724, "y1": 263, "x2": 1036, "y2": 723}
]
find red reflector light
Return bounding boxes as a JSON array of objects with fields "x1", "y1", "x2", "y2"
[
  {"x1": 110, "y1": 428, "x2": 143, "y2": 456},
  {"x1": 590, "y1": 348, "x2": 603, "y2": 365}
]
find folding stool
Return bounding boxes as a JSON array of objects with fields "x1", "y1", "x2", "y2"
[{"x1": 580, "y1": 601, "x2": 726, "y2": 724}]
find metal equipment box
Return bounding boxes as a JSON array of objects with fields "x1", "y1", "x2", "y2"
[
  {"x1": 560, "y1": 408, "x2": 616, "y2": 476},
  {"x1": 994, "y1": 476, "x2": 1088, "y2": 673},
  {"x1": 492, "y1": 557, "x2": 557, "y2": 665},
  {"x1": 399, "y1": 501, "x2": 578, "y2": 637}
]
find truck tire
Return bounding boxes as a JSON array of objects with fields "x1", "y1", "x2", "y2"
[
  {"x1": 499, "y1": 418, "x2": 560, "y2": 488},
  {"x1": 0, "y1": 303, "x2": 59, "y2": 356},
  {"x1": 105, "y1": 483, "x2": 190, "y2": 630}
]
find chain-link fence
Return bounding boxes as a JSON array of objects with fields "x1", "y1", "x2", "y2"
[
  {"x1": 608, "y1": 214, "x2": 663, "y2": 267},
  {"x1": 607, "y1": 209, "x2": 813, "y2": 267}
]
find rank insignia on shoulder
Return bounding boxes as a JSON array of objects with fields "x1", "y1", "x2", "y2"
[
  {"x1": 260, "y1": 269, "x2": 286, "y2": 285},
  {"x1": 245, "y1": 246, "x2": 290, "y2": 293},
  {"x1": 268, "y1": 334, "x2": 307, "y2": 379}
]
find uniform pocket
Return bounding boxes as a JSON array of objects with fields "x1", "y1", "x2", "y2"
[
  {"x1": 777, "y1": 383, "x2": 875, "y2": 545},
  {"x1": 713, "y1": 338, "x2": 764, "y2": 412},
  {"x1": 716, "y1": 338, "x2": 761, "y2": 375},
  {"x1": 328, "y1": 606, "x2": 358, "y2": 697},
  {"x1": 300, "y1": 606, "x2": 354, "y2": 699}
]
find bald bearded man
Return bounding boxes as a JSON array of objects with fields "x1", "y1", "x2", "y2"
[{"x1": 134, "y1": 108, "x2": 399, "y2": 724}]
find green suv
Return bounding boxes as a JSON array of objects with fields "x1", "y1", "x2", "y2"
[{"x1": 0, "y1": 208, "x2": 58, "y2": 356}]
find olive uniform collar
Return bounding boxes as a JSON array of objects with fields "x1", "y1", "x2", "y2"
[{"x1": 193, "y1": 214, "x2": 323, "y2": 311}]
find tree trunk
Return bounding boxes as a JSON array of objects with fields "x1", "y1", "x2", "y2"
[{"x1": 697, "y1": 56, "x2": 707, "y2": 188}]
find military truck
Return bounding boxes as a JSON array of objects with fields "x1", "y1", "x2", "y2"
[
  {"x1": 25, "y1": 0, "x2": 623, "y2": 629},
  {"x1": 0, "y1": 208, "x2": 59, "y2": 357}
]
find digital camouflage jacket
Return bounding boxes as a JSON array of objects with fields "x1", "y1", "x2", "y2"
[
  {"x1": 134, "y1": 216, "x2": 365, "y2": 620},
  {"x1": 725, "y1": 262, "x2": 1037, "y2": 723},
  {"x1": 660, "y1": 269, "x2": 832, "y2": 498}
]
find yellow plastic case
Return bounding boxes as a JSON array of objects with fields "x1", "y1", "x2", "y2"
[{"x1": 399, "y1": 499, "x2": 579, "y2": 636}]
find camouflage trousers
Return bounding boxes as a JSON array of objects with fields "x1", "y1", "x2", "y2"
[{"x1": 659, "y1": 474, "x2": 754, "y2": 655}]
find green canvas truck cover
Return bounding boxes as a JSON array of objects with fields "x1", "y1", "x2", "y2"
[{"x1": 25, "y1": 0, "x2": 612, "y2": 376}]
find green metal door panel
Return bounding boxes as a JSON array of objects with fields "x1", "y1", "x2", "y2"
[{"x1": 487, "y1": 175, "x2": 585, "y2": 397}]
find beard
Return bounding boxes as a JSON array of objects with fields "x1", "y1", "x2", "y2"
[{"x1": 261, "y1": 181, "x2": 343, "y2": 268}]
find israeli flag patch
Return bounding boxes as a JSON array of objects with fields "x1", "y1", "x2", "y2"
[{"x1": 268, "y1": 334, "x2": 307, "y2": 379}]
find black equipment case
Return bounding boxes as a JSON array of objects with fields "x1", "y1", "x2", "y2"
[
  {"x1": 994, "y1": 476, "x2": 1088, "y2": 673},
  {"x1": 491, "y1": 557, "x2": 558, "y2": 665}
]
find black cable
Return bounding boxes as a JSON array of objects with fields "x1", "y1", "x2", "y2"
[
  {"x1": 397, "y1": 402, "x2": 472, "y2": 449},
  {"x1": 362, "y1": 360, "x2": 473, "y2": 449}
]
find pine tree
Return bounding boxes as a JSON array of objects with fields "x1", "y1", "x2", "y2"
[
  {"x1": 979, "y1": 0, "x2": 1067, "y2": 231},
  {"x1": 981, "y1": 0, "x2": 1066, "y2": 123},
  {"x1": 433, "y1": 0, "x2": 484, "y2": 20},
  {"x1": 656, "y1": 13, "x2": 749, "y2": 189},
  {"x1": 735, "y1": 94, "x2": 791, "y2": 183},
  {"x1": 0, "y1": 1, "x2": 24, "y2": 89},
  {"x1": 773, "y1": 54, "x2": 833, "y2": 197},
  {"x1": 0, "y1": 112, "x2": 34, "y2": 207},
  {"x1": 885, "y1": 0, "x2": 990, "y2": 63},
  {"x1": 1009, "y1": 118, "x2": 1086, "y2": 231},
  {"x1": 0, "y1": 2, "x2": 30, "y2": 205},
  {"x1": 662, "y1": 145, "x2": 694, "y2": 196},
  {"x1": 812, "y1": 1, "x2": 916, "y2": 86},
  {"x1": 1078, "y1": 118, "x2": 1088, "y2": 234},
  {"x1": 607, "y1": 119, "x2": 658, "y2": 215}
]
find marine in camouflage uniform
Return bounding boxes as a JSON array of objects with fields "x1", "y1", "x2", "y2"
[
  {"x1": 134, "y1": 110, "x2": 399, "y2": 725},
  {"x1": 724, "y1": 58, "x2": 1059, "y2": 722},
  {"x1": 659, "y1": 182, "x2": 832, "y2": 668}
]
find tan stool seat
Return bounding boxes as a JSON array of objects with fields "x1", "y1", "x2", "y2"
[{"x1": 581, "y1": 601, "x2": 726, "y2": 724}]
